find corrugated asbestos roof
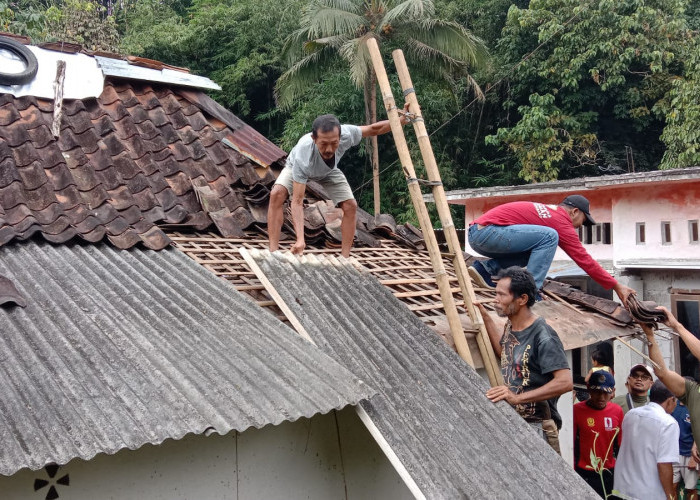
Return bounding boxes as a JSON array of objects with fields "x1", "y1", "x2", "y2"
[
  {"x1": 248, "y1": 251, "x2": 598, "y2": 500},
  {"x1": 0, "y1": 241, "x2": 374, "y2": 476}
]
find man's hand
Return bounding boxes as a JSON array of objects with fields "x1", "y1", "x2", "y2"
[
  {"x1": 692, "y1": 442, "x2": 700, "y2": 464},
  {"x1": 398, "y1": 102, "x2": 412, "y2": 126},
  {"x1": 291, "y1": 239, "x2": 305, "y2": 255},
  {"x1": 656, "y1": 305, "x2": 681, "y2": 330},
  {"x1": 486, "y1": 385, "x2": 519, "y2": 405},
  {"x1": 613, "y1": 283, "x2": 636, "y2": 306}
]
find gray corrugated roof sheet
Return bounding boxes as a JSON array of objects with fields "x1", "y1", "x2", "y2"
[
  {"x1": 0, "y1": 241, "x2": 374, "y2": 476},
  {"x1": 248, "y1": 251, "x2": 598, "y2": 500}
]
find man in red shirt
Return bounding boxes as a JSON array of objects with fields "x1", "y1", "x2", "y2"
[
  {"x1": 467, "y1": 195, "x2": 635, "y2": 304},
  {"x1": 573, "y1": 370, "x2": 624, "y2": 498}
]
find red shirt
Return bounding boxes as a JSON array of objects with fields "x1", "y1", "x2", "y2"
[
  {"x1": 472, "y1": 201, "x2": 617, "y2": 289},
  {"x1": 573, "y1": 400, "x2": 624, "y2": 470}
]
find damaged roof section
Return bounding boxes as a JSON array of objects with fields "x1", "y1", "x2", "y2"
[
  {"x1": 0, "y1": 79, "x2": 287, "y2": 249},
  {"x1": 246, "y1": 250, "x2": 598, "y2": 499},
  {"x1": 0, "y1": 241, "x2": 374, "y2": 477}
]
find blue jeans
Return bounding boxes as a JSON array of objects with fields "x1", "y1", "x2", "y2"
[{"x1": 468, "y1": 224, "x2": 559, "y2": 289}]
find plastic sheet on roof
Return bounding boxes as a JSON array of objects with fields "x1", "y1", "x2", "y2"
[{"x1": 0, "y1": 46, "x2": 104, "y2": 100}]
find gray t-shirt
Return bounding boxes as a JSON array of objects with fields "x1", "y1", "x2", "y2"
[{"x1": 288, "y1": 125, "x2": 363, "y2": 184}]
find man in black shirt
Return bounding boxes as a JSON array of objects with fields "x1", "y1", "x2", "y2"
[{"x1": 477, "y1": 267, "x2": 573, "y2": 453}]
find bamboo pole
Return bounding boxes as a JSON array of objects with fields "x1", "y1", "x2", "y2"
[
  {"x1": 391, "y1": 50, "x2": 502, "y2": 387},
  {"x1": 366, "y1": 38, "x2": 474, "y2": 368}
]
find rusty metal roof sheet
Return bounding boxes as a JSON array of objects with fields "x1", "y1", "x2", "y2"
[
  {"x1": 246, "y1": 251, "x2": 598, "y2": 499},
  {"x1": 0, "y1": 79, "x2": 286, "y2": 249},
  {"x1": 0, "y1": 241, "x2": 374, "y2": 477}
]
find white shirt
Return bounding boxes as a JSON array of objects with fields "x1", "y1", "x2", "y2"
[
  {"x1": 614, "y1": 402, "x2": 680, "y2": 500},
  {"x1": 287, "y1": 125, "x2": 362, "y2": 184}
]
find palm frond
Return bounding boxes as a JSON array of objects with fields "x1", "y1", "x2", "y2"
[
  {"x1": 281, "y1": 28, "x2": 315, "y2": 65},
  {"x1": 407, "y1": 19, "x2": 488, "y2": 68},
  {"x1": 304, "y1": 2, "x2": 365, "y2": 39},
  {"x1": 381, "y1": 0, "x2": 434, "y2": 27},
  {"x1": 275, "y1": 47, "x2": 336, "y2": 109},
  {"x1": 339, "y1": 34, "x2": 373, "y2": 88}
]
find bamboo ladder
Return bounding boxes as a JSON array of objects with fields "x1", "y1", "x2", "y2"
[{"x1": 367, "y1": 38, "x2": 503, "y2": 386}]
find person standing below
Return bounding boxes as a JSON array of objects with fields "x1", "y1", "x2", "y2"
[
  {"x1": 584, "y1": 349, "x2": 614, "y2": 383},
  {"x1": 614, "y1": 380, "x2": 679, "y2": 500},
  {"x1": 672, "y1": 390, "x2": 698, "y2": 500},
  {"x1": 573, "y1": 371, "x2": 624, "y2": 498},
  {"x1": 268, "y1": 108, "x2": 409, "y2": 258},
  {"x1": 643, "y1": 308, "x2": 700, "y2": 498},
  {"x1": 477, "y1": 266, "x2": 573, "y2": 453},
  {"x1": 612, "y1": 364, "x2": 654, "y2": 414},
  {"x1": 467, "y1": 196, "x2": 635, "y2": 303}
]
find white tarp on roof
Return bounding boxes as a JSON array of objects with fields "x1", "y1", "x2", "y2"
[
  {"x1": 0, "y1": 45, "x2": 104, "y2": 99},
  {"x1": 0, "y1": 45, "x2": 220, "y2": 100}
]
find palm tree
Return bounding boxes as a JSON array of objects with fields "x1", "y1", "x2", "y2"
[{"x1": 275, "y1": 0, "x2": 487, "y2": 215}]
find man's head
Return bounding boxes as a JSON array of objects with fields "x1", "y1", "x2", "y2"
[
  {"x1": 626, "y1": 364, "x2": 654, "y2": 396},
  {"x1": 649, "y1": 379, "x2": 677, "y2": 414},
  {"x1": 494, "y1": 267, "x2": 537, "y2": 318},
  {"x1": 311, "y1": 114, "x2": 341, "y2": 161},
  {"x1": 560, "y1": 195, "x2": 595, "y2": 228},
  {"x1": 587, "y1": 370, "x2": 615, "y2": 410}
]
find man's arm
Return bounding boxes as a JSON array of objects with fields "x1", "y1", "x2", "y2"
[
  {"x1": 658, "y1": 463, "x2": 675, "y2": 499},
  {"x1": 642, "y1": 321, "x2": 686, "y2": 397},
  {"x1": 359, "y1": 103, "x2": 410, "y2": 137},
  {"x1": 660, "y1": 306, "x2": 700, "y2": 361},
  {"x1": 290, "y1": 181, "x2": 307, "y2": 255},
  {"x1": 476, "y1": 302, "x2": 502, "y2": 357},
  {"x1": 487, "y1": 368, "x2": 573, "y2": 405}
]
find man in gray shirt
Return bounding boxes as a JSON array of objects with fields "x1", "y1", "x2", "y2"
[{"x1": 268, "y1": 109, "x2": 408, "y2": 257}]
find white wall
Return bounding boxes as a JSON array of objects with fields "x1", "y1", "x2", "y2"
[{"x1": 0, "y1": 407, "x2": 413, "y2": 500}]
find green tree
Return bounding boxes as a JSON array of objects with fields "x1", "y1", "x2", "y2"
[
  {"x1": 275, "y1": 0, "x2": 487, "y2": 214},
  {"x1": 488, "y1": 0, "x2": 696, "y2": 181},
  {"x1": 45, "y1": 0, "x2": 120, "y2": 52}
]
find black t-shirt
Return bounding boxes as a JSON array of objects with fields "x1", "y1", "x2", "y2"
[{"x1": 500, "y1": 316, "x2": 569, "y2": 421}]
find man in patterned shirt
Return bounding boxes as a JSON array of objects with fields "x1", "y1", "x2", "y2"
[{"x1": 478, "y1": 266, "x2": 573, "y2": 453}]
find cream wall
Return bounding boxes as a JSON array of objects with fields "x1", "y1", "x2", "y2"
[{"x1": 0, "y1": 407, "x2": 413, "y2": 500}]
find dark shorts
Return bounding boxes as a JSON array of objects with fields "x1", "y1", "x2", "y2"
[{"x1": 575, "y1": 466, "x2": 614, "y2": 499}]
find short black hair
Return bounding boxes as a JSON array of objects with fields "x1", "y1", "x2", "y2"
[
  {"x1": 592, "y1": 350, "x2": 605, "y2": 364},
  {"x1": 496, "y1": 267, "x2": 537, "y2": 307},
  {"x1": 312, "y1": 114, "x2": 341, "y2": 137},
  {"x1": 649, "y1": 379, "x2": 674, "y2": 404}
]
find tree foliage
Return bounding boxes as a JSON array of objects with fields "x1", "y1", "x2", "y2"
[
  {"x1": 0, "y1": 0, "x2": 698, "y2": 224},
  {"x1": 487, "y1": 0, "x2": 699, "y2": 181}
]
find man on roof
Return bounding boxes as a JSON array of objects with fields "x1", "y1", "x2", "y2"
[
  {"x1": 477, "y1": 266, "x2": 573, "y2": 453},
  {"x1": 467, "y1": 196, "x2": 635, "y2": 304},
  {"x1": 268, "y1": 107, "x2": 409, "y2": 258}
]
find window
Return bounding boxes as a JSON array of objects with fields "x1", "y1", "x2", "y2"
[
  {"x1": 636, "y1": 222, "x2": 645, "y2": 244},
  {"x1": 690, "y1": 220, "x2": 699, "y2": 244},
  {"x1": 594, "y1": 224, "x2": 602, "y2": 244},
  {"x1": 661, "y1": 221, "x2": 672, "y2": 245},
  {"x1": 672, "y1": 292, "x2": 700, "y2": 380},
  {"x1": 602, "y1": 222, "x2": 612, "y2": 244}
]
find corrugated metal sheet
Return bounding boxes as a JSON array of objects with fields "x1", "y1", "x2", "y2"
[
  {"x1": 249, "y1": 251, "x2": 598, "y2": 500},
  {"x1": 96, "y1": 56, "x2": 221, "y2": 90},
  {"x1": 0, "y1": 241, "x2": 374, "y2": 477}
]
